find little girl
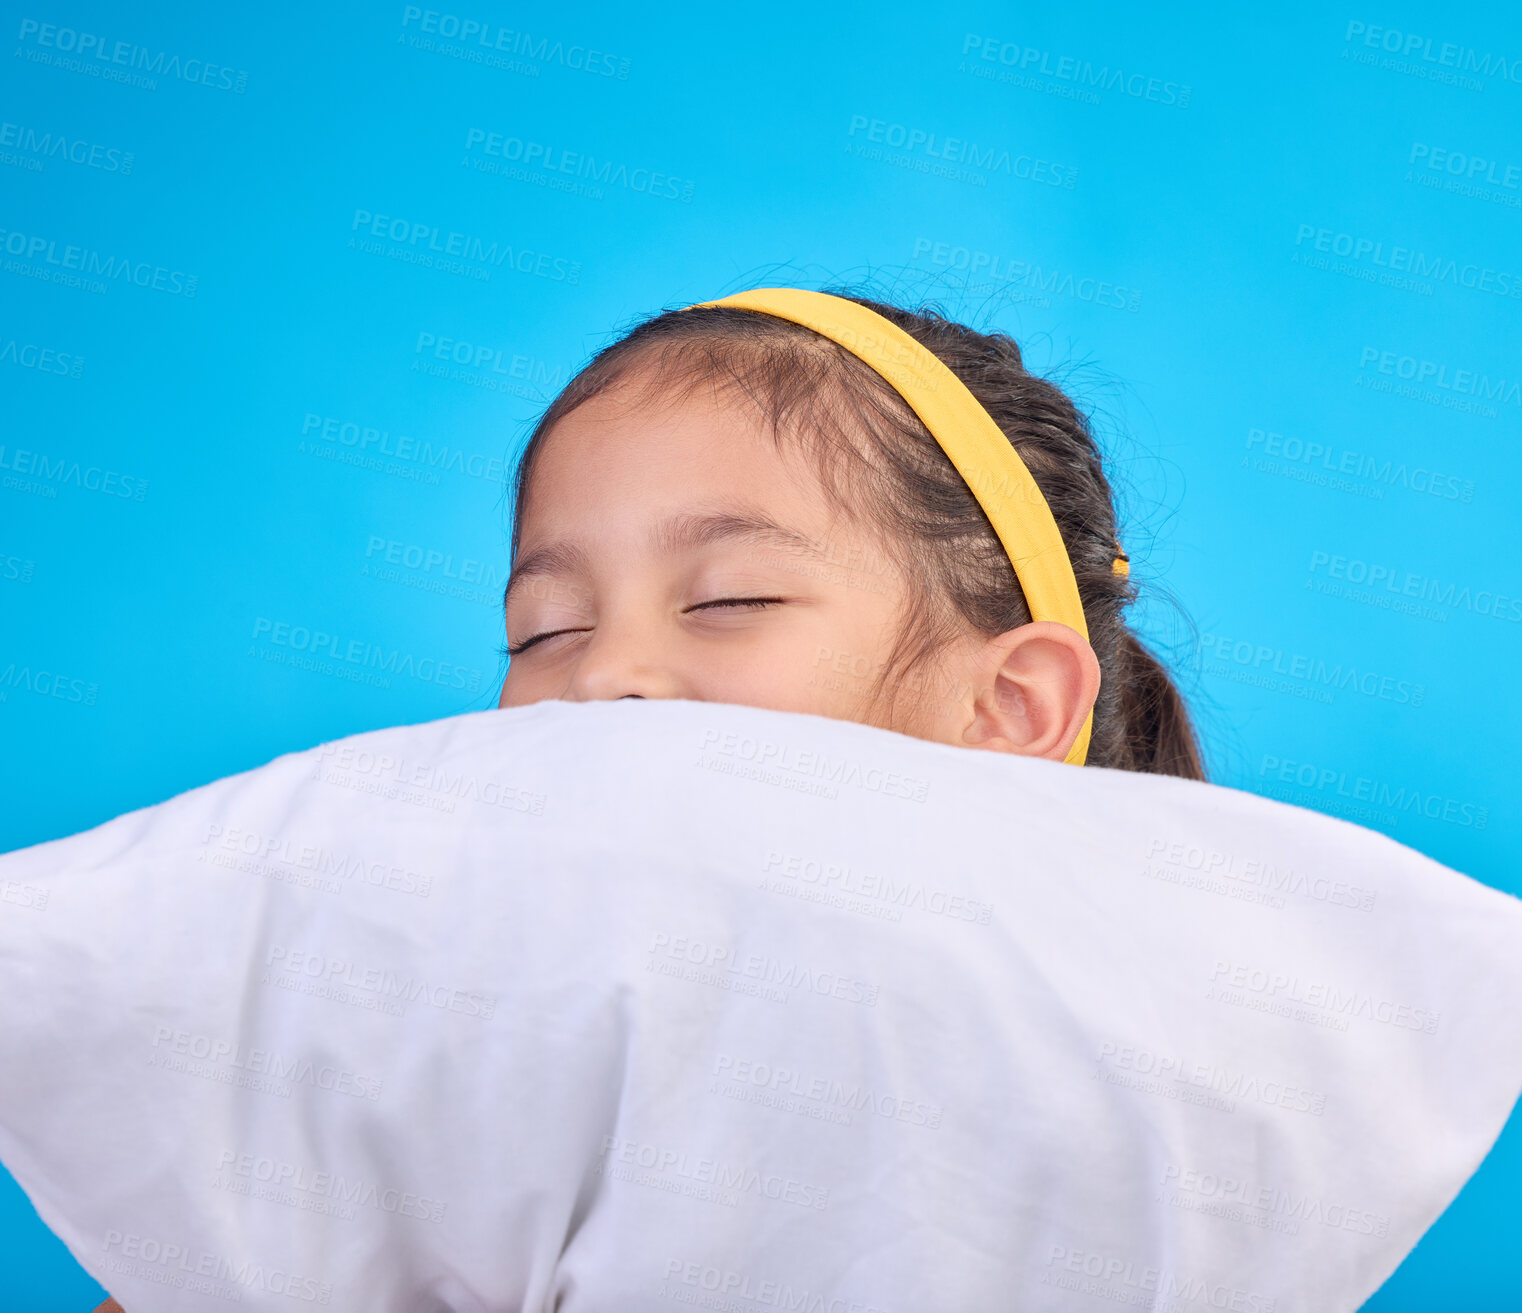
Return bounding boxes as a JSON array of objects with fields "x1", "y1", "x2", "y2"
[
  {"x1": 93, "y1": 288, "x2": 1203, "y2": 1313},
  {"x1": 67, "y1": 292, "x2": 1521, "y2": 1313},
  {"x1": 497, "y1": 287, "x2": 1205, "y2": 779}
]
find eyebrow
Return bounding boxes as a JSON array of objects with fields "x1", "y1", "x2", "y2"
[{"x1": 503, "y1": 509, "x2": 826, "y2": 608}]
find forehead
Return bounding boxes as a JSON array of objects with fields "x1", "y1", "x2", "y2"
[{"x1": 520, "y1": 378, "x2": 831, "y2": 534}]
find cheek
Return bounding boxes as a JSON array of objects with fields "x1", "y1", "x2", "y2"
[
  {"x1": 713, "y1": 626, "x2": 884, "y2": 720},
  {"x1": 497, "y1": 671, "x2": 524, "y2": 708},
  {"x1": 498, "y1": 662, "x2": 559, "y2": 708},
  {"x1": 663, "y1": 620, "x2": 821, "y2": 713},
  {"x1": 691, "y1": 647, "x2": 817, "y2": 709}
]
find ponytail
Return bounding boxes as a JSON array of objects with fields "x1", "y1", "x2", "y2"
[{"x1": 1112, "y1": 631, "x2": 1207, "y2": 780}]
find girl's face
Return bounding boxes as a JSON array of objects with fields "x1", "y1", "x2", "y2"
[{"x1": 498, "y1": 376, "x2": 1100, "y2": 760}]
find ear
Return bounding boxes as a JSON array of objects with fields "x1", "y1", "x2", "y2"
[{"x1": 959, "y1": 622, "x2": 1102, "y2": 761}]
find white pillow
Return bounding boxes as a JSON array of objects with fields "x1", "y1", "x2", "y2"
[{"x1": 1, "y1": 698, "x2": 1519, "y2": 1313}]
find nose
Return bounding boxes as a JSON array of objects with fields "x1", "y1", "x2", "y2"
[{"x1": 562, "y1": 617, "x2": 686, "y2": 703}]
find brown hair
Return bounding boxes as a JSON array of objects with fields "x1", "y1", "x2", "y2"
[{"x1": 508, "y1": 291, "x2": 1207, "y2": 781}]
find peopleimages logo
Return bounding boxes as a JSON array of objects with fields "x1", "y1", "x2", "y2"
[
  {"x1": 1409, "y1": 143, "x2": 1521, "y2": 189},
  {"x1": 14, "y1": 18, "x2": 250, "y2": 92},
  {"x1": 1200, "y1": 630, "x2": 1425, "y2": 707},
  {"x1": 398, "y1": 7, "x2": 630, "y2": 79},
  {"x1": 1343, "y1": 21, "x2": 1522, "y2": 84},
  {"x1": 698, "y1": 727, "x2": 931, "y2": 803},
  {"x1": 1259, "y1": 754, "x2": 1489, "y2": 830},
  {"x1": 300, "y1": 412, "x2": 510, "y2": 486},
  {"x1": 101, "y1": 1227, "x2": 330, "y2": 1305},
  {"x1": 264, "y1": 945, "x2": 495, "y2": 1020},
  {"x1": 0, "y1": 335, "x2": 84, "y2": 378},
  {"x1": 0, "y1": 444, "x2": 149, "y2": 500},
  {"x1": 912, "y1": 238, "x2": 1141, "y2": 311},
  {"x1": 0, "y1": 661, "x2": 98, "y2": 706},
  {"x1": 1207, "y1": 960, "x2": 1439, "y2": 1034},
  {"x1": 1244, "y1": 427, "x2": 1477, "y2": 501},
  {"x1": 213, "y1": 1149, "x2": 447, "y2": 1223},
  {"x1": 203, "y1": 823, "x2": 434, "y2": 899},
  {"x1": 959, "y1": 34, "x2": 1192, "y2": 107},
  {"x1": 251, "y1": 617, "x2": 484, "y2": 692},
  {"x1": 0, "y1": 121, "x2": 134, "y2": 174},
  {"x1": 1358, "y1": 346, "x2": 1520, "y2": 411},
  {"x1": 0, "y1": 553, "x2": 36, "y2": 584},
  {"x1": 349, "y1": 209, "x2": 580, "y2": 284},
  {"x1": 1307, "y1": 550, "x2": 1522, "y2": 623},
  {"x1": 846, "y1": 115, "x2": 1078, "y2": 188},
  {"x1": 364, "y1": 534, "x2": 507, "y2": 595},
  {"x1": 1042, "y1": 1245, "x2": 1273, "y2": 1313},
  {"x1": 463, "y1": 128, "x2": 694, "y2": 202},
  {"x1": 1293, "y1": 223, "x2": 1522, "y2": 298},
  {"x1": 1160, "y1": 1164, "x2": 1391, "y2": 1238},
  {"x1": 0, "y1": 224, "x2": 198, "y2": 296},
  {"x1": 1407, "y1": 142, "x2": 1522, "y2": 210},
  {"x1": 413, "y1": 331, "x2": 566, "y2": 397}
]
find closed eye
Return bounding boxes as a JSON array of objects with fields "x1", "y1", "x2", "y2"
[
  {"x1": 684, "y1": 597, "x2": 787, "y2": 613},
  {"x1": 509, "y1": 598, "x2": 785, "y2": 655},
  {"x1": 506, "y1": 627, "x2": 589, "y2": 656}
]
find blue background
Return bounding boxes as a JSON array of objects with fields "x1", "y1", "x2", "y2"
[{"x1": 3, "y1": 2, "x2": 1520, "y2": 1307}]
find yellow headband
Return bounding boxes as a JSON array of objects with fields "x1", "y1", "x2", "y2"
[{"x1": 690, "y1": 287, "x2": 1124, "y2": 767}]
